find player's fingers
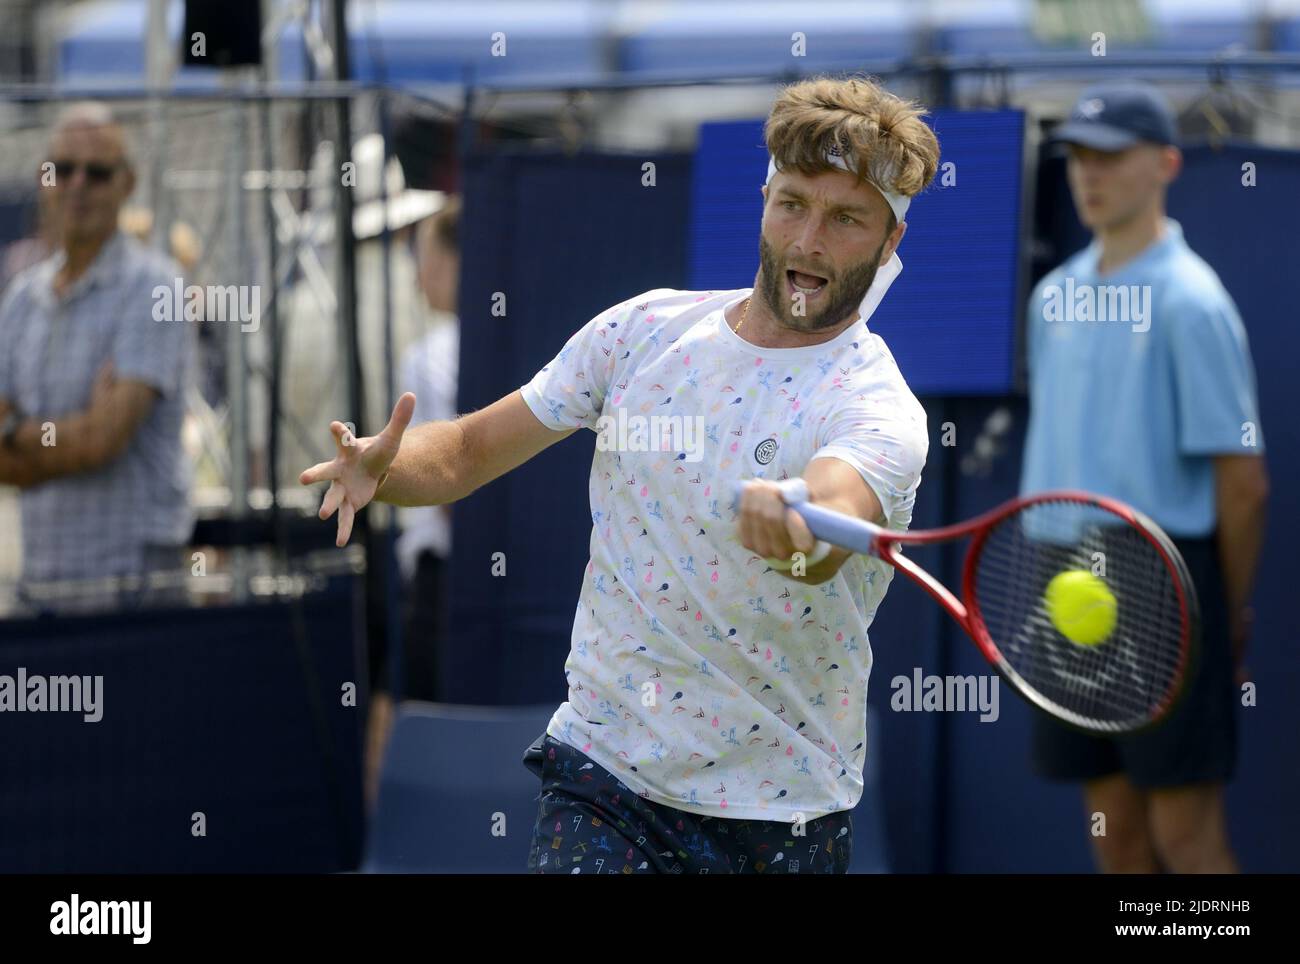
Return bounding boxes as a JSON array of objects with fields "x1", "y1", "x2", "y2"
[
  {"x1": 330, "y1": 420, "x2": 358, "y2": 453},
  {"x1": 380, "y1": 392, "x2": 416, "y2": 442},
  {"x1": 319, "y1": 480, "x2": 345, "y2": 520},
  {"x1": 336, "y1": 499, "x2": 356, "y2": 548},
  {"x1": 784, "y1": 507, "x2": 816, "y2": 555},
  {"x1": 299, "y1": 459, "x2": 340, "y2": 486},
  {"x1": 747, "y1": 486, "x2": 795, "y2": 559}
]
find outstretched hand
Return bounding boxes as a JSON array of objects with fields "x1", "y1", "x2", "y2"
[{"x1": 299, "y1": 393, "x2": 416, "y2": 547}]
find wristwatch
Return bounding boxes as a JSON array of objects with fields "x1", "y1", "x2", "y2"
[{"x1": 0, "y1": 406, "x2": 23, "y2": 450}]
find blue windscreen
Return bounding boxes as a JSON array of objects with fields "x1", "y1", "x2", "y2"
[{"x1": 687, "y1": 110, "x2": 1026, "y2": 395}]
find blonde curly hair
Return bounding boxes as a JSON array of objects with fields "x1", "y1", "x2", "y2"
[{"x1": 764, "y1": 75, "x2": 940, "y2": 211}]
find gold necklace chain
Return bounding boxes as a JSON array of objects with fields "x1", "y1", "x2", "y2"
[{"x1": 734, "y1": 296, "x2": 751, "y2": 334}]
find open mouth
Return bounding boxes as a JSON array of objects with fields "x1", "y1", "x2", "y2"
[{"x1": 786, "y1": 268, "x2": 828, "y2": 299}]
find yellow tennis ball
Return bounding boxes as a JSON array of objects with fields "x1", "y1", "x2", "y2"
[{"x1": 1044, "y1": 570, "x2": 1117, "y2": 645}]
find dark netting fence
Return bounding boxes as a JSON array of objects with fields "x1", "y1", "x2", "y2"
[{"x1": 0, "y1": 89, "x2": 456, "y2": 617}]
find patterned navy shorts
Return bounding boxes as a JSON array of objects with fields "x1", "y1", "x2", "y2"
[{"x1": 523, "y1": 734, "x2": 853, "y2": 874}]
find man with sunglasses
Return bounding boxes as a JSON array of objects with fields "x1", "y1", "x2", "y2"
[{"x1": 0, "y1": 102, "x2": 195, "y2": 608}]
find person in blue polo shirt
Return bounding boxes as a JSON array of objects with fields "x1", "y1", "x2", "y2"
[{"x1": 1022, "y1": 83, "x2": 1270, "y2": 874}]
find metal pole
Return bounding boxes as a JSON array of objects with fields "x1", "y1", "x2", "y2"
[
  {"x1": 328, "y1": 0, "x2": 364, "y2": 458},
  {"x1": 225, "y1": 80, "x2": 251, "y2": 602},
  {"x1": 259, "y1": 4, "x2": 282, "y2": 528},
  {"x1": 145, "y1": 0, "x2": 170, "y2": 248},
  {"x1": 328, "y1": 0, "x2": 387, "y2": 707},
  {"x1": 377, "y1": 92, "x2": 403, "y2": 699},
  {"x1": 327, "y1": 0, "x2": 371, "y2": 863}
]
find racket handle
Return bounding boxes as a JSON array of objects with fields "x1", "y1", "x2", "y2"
[{"x1": 733, "y1": 480, "x2": 883, "y2": 557}]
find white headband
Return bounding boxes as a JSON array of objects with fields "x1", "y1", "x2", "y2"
[
  {"x1": 765, "y1": 154, "x2": 911, "y2": 224},
  {"x1": 763, "y1": 153, "x2": 907, "y2": 328}
]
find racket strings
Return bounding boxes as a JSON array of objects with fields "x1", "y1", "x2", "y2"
[{"x1": 971, "y1": 500, "x2": 1190, "y2": 732}]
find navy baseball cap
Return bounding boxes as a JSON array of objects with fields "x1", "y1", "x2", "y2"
[{"x1": 1051, "y1": 83, "x2": 1177, "y2": 150}]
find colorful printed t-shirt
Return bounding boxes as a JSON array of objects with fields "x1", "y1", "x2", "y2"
[{"x1": 520, "y1": 287, "x2": 928, "y2": 821}]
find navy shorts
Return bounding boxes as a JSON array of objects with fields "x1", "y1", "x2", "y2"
[
  {"x1": 523, "y1": 734, "x2": 853, "y2": 874},
  {"x1": 1031, "y1": 533, "x2": 1237, "y2": 788}
]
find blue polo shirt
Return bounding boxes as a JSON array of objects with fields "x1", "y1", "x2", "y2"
[{"x1": 1020, "y1": 219, "x2": 1264, "y2": 538}]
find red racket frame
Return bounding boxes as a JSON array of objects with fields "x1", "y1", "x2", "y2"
[{"x1": 867, "y1": 490, "x2": 1197, "y2": 732}]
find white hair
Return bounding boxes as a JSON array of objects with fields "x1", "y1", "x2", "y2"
[{"x1": 50, "y1": 101, "x2": 132, "y2": 166}]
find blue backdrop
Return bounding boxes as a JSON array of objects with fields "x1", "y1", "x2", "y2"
[
  {"x1": 447, "y1": 151, "x2": 693, "y2": 707},
  {"x1": 0, "y1": 583, "x2": 365, "y2": 872},
  {"x1": 688, "y1": 111, "x2": 1027, "y2": 395}
]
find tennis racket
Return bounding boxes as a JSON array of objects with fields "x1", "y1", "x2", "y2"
[{"x1": 734, "y1": 482, "x2": 1199, "y2": 735}]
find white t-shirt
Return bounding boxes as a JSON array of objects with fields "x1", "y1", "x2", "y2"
[{"x1": 520, "y1": 287, "x2": 928, "y2": 821}]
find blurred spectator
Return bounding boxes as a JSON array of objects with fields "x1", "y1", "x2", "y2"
[
  {"x1": 1022, "y1": 84, "x2": 1269, "y2": 873},
  {"x1": 118, "y1": 207, "x2": 224, "y2": 412},
  {"x1": 118, "y1": 206, "x2": 203, "y2": 273},
  {"x1": 396, "y1": 196, "x2": 461, "y2": 697},
  {"x1": 248, "y1": 135, "x2": 441, "y2": 504},
  {"x1": 0, "y1": 102, "x2": 195, "y2": 608},
  {"x1": 242, "y1": 136, "x2": 443, "y2": 805},
  {"x1": 0, "y1": 179, "x2": 56, "y2": 594},
  {"x1": 361, "y1": 197, "x2": 461, "y2": 808}
]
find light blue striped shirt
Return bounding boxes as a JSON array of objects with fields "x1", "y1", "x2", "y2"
[{"x1": 0, "y1": 231, "x2": 195, "y2": 580}]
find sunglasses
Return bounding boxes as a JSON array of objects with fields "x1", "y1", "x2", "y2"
[{"x1": 51, "y1": 160, "x2": 121, "y2": 184}]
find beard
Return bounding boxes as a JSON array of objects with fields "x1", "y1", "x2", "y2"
[{"x1": 756, "y1": 234, "x2": 887, "y2": 333}]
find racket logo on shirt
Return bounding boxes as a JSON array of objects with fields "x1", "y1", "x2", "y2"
[{"x1": 754, "y1": 438, "x2": 779, "y2": 465}]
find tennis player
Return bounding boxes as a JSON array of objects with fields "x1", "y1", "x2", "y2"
[
  {"x1": 1023, "y1": 83, "x2": 1269, "y2": 873},
  {"x1": 301, "y1": 75, "x2": 939, "y2": 873}
]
